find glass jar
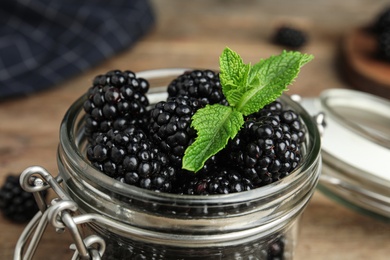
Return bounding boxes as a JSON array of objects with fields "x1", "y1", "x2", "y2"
[
  {"x1": 17, "y1": 69, "x2": 322, "y2": 260},
  {"x1": 301, "y1": 89, "x2": 390, "y2": 222}
]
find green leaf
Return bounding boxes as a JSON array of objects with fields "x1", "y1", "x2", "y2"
[
  {"x1": 236, "y1": 51, "x2": 313, "y2": 116},
  {"x1": 182, "y1": 48, "x2": 313, "y2": 172},
  {"x1": 219, "y1": 47, "x2": 251, "y2": 106},
  {"x1": 182, "y1": 104, "x2": 244, "y2": 172}
]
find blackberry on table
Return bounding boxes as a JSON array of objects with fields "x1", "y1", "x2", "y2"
[
  {"x1": 378, "y1": 30, "x2": 390, "y2": 61},
  {"x1": 0, "y1": 174, "x2": 46, "y2": 223},
  {"x1": 273, "y1": 26, "x2": 308, "y2": 49},
  {"x1": 83, "y1": 69, "x2": 150, "y2": 141},
  {"x1": 149, "y1": 96, "x2": 202, "y2": 167},
  {"x1": 86, "y1": 125, "x2": 175, "y2": 192},
  {"x1": 373, "y1": 7, "x2": 390, "y2": 33},
  {"x1": 167, "y1": 69, "x2": 228, "y2": 106},
  {"x1": 370, "y1": 7, "x2": 390, "y2": 62}
]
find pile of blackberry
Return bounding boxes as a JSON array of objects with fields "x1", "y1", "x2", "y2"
[
  {"x1": 83, "y1": 69, "x2": 307, "y2": 195},
  {"x1": 372, "y1": 7, "x2": 390, "y2": 61},
  {"x1": 103, "y1": 234, "x2": 285, "y2": 260},
  {"x1": 81, "y1": 68, "x2": 306, "y2": 259}
]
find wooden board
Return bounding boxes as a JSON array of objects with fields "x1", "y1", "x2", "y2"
[{"x1": 2, "y1": 1, "x2": 390, "y2": 259}]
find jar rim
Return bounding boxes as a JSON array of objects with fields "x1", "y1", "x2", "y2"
[{"x1": 59, "y1": 68, "x2": 322, "y2": 204}]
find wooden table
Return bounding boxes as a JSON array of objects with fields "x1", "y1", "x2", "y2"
[{"x1": 1, "y1": 1, "x2": 390, "y2": 259}]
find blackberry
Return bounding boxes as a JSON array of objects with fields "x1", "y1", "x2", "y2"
[
  {"x1": 373, "y1": 7, "x2": 390, "y2": 33},
  {"x1": 223, "y1": 100, "x2": 306, "y2": 188},
  {"x1": 149, "y1": 96, "x2": 202, "y2": 167},
  {"x1": 248, "y1": 100, "x2": 306, "y2": 144},
  {"x1": 266, "y1": 237, "x2": 285, "y2": 260},
  {"x1": 273, "y1": 26, "x2": 307, "y2": 49},
  {"x1": 180, "y1": 166, "x2": 255, "y2": 195},
  {"x1": 83, "y1": 70, "x2": 150, "y2": 141},
  {"x1": 167, "y1": 69, "x2": 228, "y2": 106},
  {"x1": 86, "y1": 126, "x2": 175, "y2": 192},
  {"x1": 378, "y1": 30, "x2": 390, "y2": 61},
  {"x1": 0, "y1": 174, "x2": 46, "y2": 223}
]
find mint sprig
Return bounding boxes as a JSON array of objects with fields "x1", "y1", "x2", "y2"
[
  {"x1": 182, "y1": 105, "x2": 244, "y2": 172},
  {"x1": 183, "y1": 47, "x2": 313, "y2": 172}
]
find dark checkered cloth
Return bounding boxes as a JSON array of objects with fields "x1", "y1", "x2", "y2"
[{"x1": 0, "y1": 0, "x2": 155, "y2": 100}]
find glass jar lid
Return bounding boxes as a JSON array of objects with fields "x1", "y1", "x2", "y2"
[{"x1": 301, "y1": 88, "x2": 390, "y2": 221}]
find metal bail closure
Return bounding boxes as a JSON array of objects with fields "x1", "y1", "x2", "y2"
[
  {"x1": 301, "y1": 89, "x2": 390, "y2": 220},
  {"x1": 14, "y1": 166, "x2": 105, "y2": 260}
]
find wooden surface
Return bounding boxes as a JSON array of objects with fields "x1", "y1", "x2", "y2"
[{"x1": 1, "y1": 1, "x2": 390, "y2": 259}]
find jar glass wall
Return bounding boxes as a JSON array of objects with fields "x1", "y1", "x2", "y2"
[{"x1": 57, "y1": 69, "x2": 322, "y2": 260}]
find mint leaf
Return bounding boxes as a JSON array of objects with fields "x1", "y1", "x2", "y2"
[
  {"x1": 219, "y1": 47, "x2": 251, "y2": 106},
  {"x1": 236, "y1": 51, "x2": 313, "y2": 116},
  {"x1": 183, "y1": 48, "x2": 313, "y2": 172},
  {"x1": 182, "y1": 104, "x2": 244, "y2": 172}
]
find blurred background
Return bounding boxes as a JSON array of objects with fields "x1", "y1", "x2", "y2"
[{"x1": 1, "y1": 0, "x2": 390, "y2": 259}]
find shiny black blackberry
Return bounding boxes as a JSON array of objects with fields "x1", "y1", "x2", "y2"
[
  {"x1": 86, "y1": 126, "x2": 175, "y2": 192},
  {"x1": 373, "y1": 7, "x2": 390, "y2": 33},
  {"x1": 273, "y1": 26, "x2": 307, "y2": 49},
  {"x1": 0, "y1": 174, "x2": 45, "y2": 223},
  {"x1": 180, "y1": 166, "x2": 255, "y2": 195},
  {"x1": 83, "y1": 70, "x2": 150, "y2": 141},
  {"x1": 167, "y1": 69, "x2": 228, "y2": 106},
  {"x1": 224, "y1": 100, "x2": 306, "y2": 188},
  {"x1": 149, "y1": 96, "x2": 202, "y2": 167},
  {"x1": 248, "y1": 100, "x2": 306, "y2": 144},
  {"x1": 266, "y1": 237, "x2": 285, "y2": 260}
]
